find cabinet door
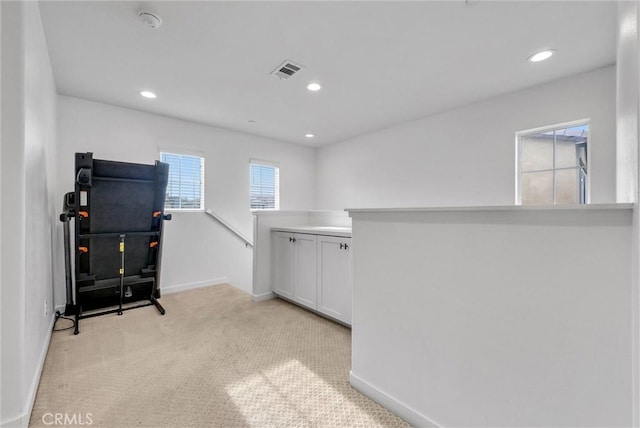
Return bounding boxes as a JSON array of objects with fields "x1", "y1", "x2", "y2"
[
  {"x1": 272, "y1": 232, "x2": 294, "y2": 299},
  {"x1": 317, "y1": 236, "x2": 352, "y2": 324},
  {"x1": 293, "y1": 234, "x2": 317, "y2": 309}
]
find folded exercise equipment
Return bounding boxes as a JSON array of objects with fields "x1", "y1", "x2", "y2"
[{"x1": 60, "y1": 153, "x2": 172, "y2": 334}]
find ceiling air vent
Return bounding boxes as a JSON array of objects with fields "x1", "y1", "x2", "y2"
[{"x1": 271, "y1": 60, "x2": 304, "y2": 80}]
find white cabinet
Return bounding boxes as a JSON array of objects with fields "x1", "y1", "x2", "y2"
[
  {"x1": 272, "y1": 229, "x2": 352, "y2": 325},
  {"x1": 272, "y1": 231, "x2": 317, "y2": 309},
  {"x1": 293, "y1": 234, "x2": 317, "y2": 308},
  {"x1": 272, "y1": 232, "x2": 295, "y2": 299},
  {"x1": 317, "y1": 236, "x2": 352, "y2": 325}
]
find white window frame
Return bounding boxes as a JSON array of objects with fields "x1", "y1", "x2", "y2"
[
  {"x1": 515, "y1": 118, "x2": 591, "y2": 205},
  {"x1": 249, "y1": 159, "x2": 280, "y2": 211},
  {"x1": 160, "y1": 152, "x2": 205, "y2": 212}
]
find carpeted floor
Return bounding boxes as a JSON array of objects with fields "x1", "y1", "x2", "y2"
[{"x1": 29, "y1": 284, "x2": 409, "y2": 427}]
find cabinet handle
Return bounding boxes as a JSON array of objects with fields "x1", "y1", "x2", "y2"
[
  {"x1": 344, "y1": 243, "x2": 349, "y2": 250},
  {"x1": 289, "y1": 237, "x2": 293, "y2": 242},
  {"x1": 340, "y1": 243, "x2": 344, "y2": 250},
  {"x1": 292, "y1": 238, "x2": 296, "y2": 243}
]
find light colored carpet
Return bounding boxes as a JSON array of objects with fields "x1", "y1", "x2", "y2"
[{"x1": 29, "y1": 284, "x2": 409, "y2": 428}]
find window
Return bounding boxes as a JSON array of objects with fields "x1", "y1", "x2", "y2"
[
  {"x1": 517, "y1": 121, "x2": 589, "y2": 205},
  {"x1": 250, "y1": 161, "x2": 279, "y2": 210},
  {"x1": 160, "y1": 152, "x2": 205, "y2": 210}
]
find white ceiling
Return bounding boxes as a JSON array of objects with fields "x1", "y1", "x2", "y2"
[{"x1": 39, "y1": 1, "x2": 617, "y2": 147}]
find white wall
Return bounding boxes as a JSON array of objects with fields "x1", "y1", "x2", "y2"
[
  {"x1": 617, "y1": 1, "x2": 639, "y2": 204},
  {"x1": 349, "y1": 205, "x2": 633, "y2": 427},
  {"x1": 0, "y1": 2, "x2": 25, "y2": 425},
  {"x1": 0, "y1": 0, "x2": 3, "y2": 417},
  {"x1": 23, "y1": 0, "x2": 57, "y2": 423},
  {"x1": 55, "y1": 96, "x2": 316, "y2": 302},
  {"x1": 317, "y1": 65, "x2": 616, "y2": 210},
  {"x1": 616, "y1": 2, "x2": 640, "y2": 426},
  {"x1": 1, "y1": 1, "x2": 57, "y2": 426}
]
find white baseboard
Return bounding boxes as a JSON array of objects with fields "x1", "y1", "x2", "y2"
[
  {"x1": 251, "y1": 291, "x2": 275, "y2": 302},
  {"x1": 349, "y1": 371, "x2": 441, "y2": 428},
  {"x1": 1, "y1": 415, "x2": 21, "y2": 428},
  {"x1": 14, "y1": 313, "x2": 57, "y2": 428},
  {"x1": 161, "y1": 277, "x2": 228, "y2": 295}
]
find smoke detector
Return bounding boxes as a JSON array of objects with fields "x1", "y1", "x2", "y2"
[
  {"x1": 271, "y1": 60, "x2": 304, "y2": 80},
  {"x1": 139, "y1": 12, "x2": 162, "y2": 29}
]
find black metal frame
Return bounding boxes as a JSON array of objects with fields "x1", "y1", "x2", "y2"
[{"x1": 60, "y1": 152, "x2": 171, "y2": 334}]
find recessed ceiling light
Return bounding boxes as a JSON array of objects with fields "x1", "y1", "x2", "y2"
[
  {"x1": 528, "y1": 49, "x2": 556, "y2": 63},
  {"x1": 307, "y1": 82, "x2": 322, "y2": 92},
  {"x1": 305, "y1": 134, "x2": 315, "y2": 138},
  {"x1": 139, "y1": 90, "x2": 157, "y2": 99}
]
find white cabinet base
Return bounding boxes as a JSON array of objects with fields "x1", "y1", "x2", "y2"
[
  {"x1": 317, "y1": 235, "x2": 352, "y2": 325},
  {"x1": 292, "y1": 234, "x2": 317, "y2": 308},
  {"x1": 272, "y1": 232, "x2": 295, "y2": 299},
  {"x1": 272, "y1": 229, "x2": 352, "y2": 326}
]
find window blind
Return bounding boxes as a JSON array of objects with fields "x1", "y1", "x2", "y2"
[
  {"x1": 250, "y1": 163, "x2": 279, "y2": 210},
  {"x1": 161, "y1": 153, "x2": 205, "y2": 210}
]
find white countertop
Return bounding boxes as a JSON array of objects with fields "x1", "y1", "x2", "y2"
[
  {"x1": 346, "y1": 203, "x2": 634, "y2": 214},
  {"x1": 272, "y1": 226, "x2": 352, "y2": 237}
]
